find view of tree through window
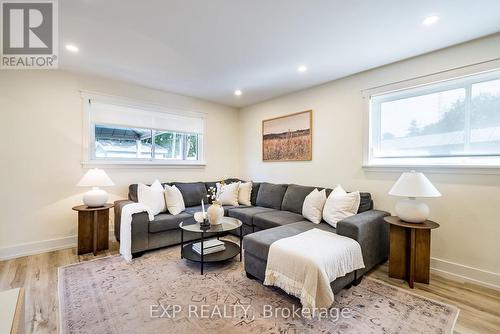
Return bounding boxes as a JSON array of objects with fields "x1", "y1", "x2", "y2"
[
  {"x1": 373, "y1": 73, "x2": 500, "y2": 159},
  {"x1": 471, "y1": 91, "x2": 500, "y2": 128},
  {"x1": 186, "y1": 134, "x2": 198, "y2": 159},
  {"x1": 153, "y1": 132, "x2": 182, "y2": 159}
]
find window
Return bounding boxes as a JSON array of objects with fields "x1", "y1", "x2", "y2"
[
  {"x1": 368, "y1": 70, "x2": 500, "y2": 167},
  {"x1": 83, "y1": 96, "x2": 204, "y2": 165}
]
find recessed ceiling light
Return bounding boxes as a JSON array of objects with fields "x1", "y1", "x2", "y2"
[
  {"x1": 422, "y1": 15, "x2": 439, "y2": 26},
  {"x1": 234, "y1": 89, "x2": 242, "y2": 96},
  {"x1": 297, "y1": 65, "x2": 308, "y2": 73},
  {"x1": 65, "y1": 44, "x2": 79, "y2": 53}
]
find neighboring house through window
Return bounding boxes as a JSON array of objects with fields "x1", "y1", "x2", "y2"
[{"x1": 82, "y1": 93, "x2": 205, "y2": 166}]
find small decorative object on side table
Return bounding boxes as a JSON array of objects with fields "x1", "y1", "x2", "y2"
[
  {"x1": 385, "y1": 216, "x2": 440, "y2": 288},
  {"x1": 389, "y1": 170, "x2": 441, "y2": 223},
  {"x1": 76, "y1": 168, "x2": 115, "y2": 207},
  {"x1": 179, "y1": 217, "x2": 243, "y2": 274},
  {"x1": 72, "y1": 204, "x2": 113, "y2": 255}
]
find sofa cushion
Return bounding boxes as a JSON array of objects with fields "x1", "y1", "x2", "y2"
[
  {"x1": 238, "y1": 182, "x2": 253, "y2": 206},
  {"x1": 253, "y1": 210, "x2": 305, "y2": 230},
  {"x1": 129, "y1": 184, "x2": 139, "y2": 202},
  {"x1": 172, "y1": 182, "x2": 207, "y2": 207},
  {"x1": 323, "y1": 185, "x2": 360, "y2": 228},
  {"x1": 302, "y1": 188, "x2": 327, "y2": 224},
  {"x1": 243, "y1": 221, "x2": 336, "y2": 261},
  {"x1": 149, "y1": 212, "x2": 195, "y2": 233},
  {"x1": 129, "y1": 183, "x2": 170, "y2": 202},
  {"x1": 223, "y1": 205, "x2": 240, "y2": 215},
  {"x1": 358, "y1": 193, "x2": 372, "y2": 213},
  {"x1": 255, "y1": 183, "x2": 288, "y2": 210},
  {"x1": 251, "y1": 182, "x2": 261, "y2": 205},
  {"x1": 137, "y1": 181, "x2": 167, "y2": 215},
  {"x1": 324, "y1": 189, "x2": 372, "y2": 214},
  {"x1": 184, "y1": 205, "x2": 203, "y2": 215},
  {"x1": 227, "y1": 206, "x2": 276, "y2": 226},
  {"x1": 217, "y1": 182, "x2": 241, "y2": 206},
  {"x1": 281, "y1": 184, "x2": 317, "y2": 214},
  {"x1": 205, "y1": 179, "x2": 243, "y2": 204}
]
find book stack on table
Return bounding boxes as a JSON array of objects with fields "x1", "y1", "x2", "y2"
[{"x1": 192, "y1": 239, "x2": 226, "y2": 255}]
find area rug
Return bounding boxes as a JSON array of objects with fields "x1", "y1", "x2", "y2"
[{"x1": 58, "y1": 246, "x2": 459, "y2": 334}]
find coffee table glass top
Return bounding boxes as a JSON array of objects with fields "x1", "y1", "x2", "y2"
[{"x1": 179, "y1": 217, "x2": 242, "y2": 233}]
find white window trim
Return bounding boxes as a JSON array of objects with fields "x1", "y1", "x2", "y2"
[
  {"x1": 81, "y1": 91, "x2": 206, "y2": 168},
  {"x1": 362, "y1": 61, "x2": 500, "y2": 174}
]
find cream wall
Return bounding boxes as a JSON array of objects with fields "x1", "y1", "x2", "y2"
[
  {"x1": 1, "y1": 35, "x2": 499, "y2": 288},
  {"x1": 239, "y1": 34, "x2": 500, "y2": 288},
  {"x1": 0, "y1": 70, "x2": 240, "y2": 257}
]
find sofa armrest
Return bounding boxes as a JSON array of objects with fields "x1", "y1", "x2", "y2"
[
  {"x1": 113, "y1": 199, "x2": 150, "y2": 254},
  {"x1": 336, "y1": 209, "x2": 390, "y2": 274},
  {"x1": 114, "y1": 199, "x2": 134, "y2": 241},
  {"x1": 130, "y1": 212, "x2": 150, "y2": 254},
  {"x1": 114, "y1": 200, "x2": 134, "y2": 241}
]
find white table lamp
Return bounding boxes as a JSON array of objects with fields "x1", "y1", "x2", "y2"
[
  {"x1": 77, "y1": 168, "x2": 115, "y2": 207},
  {"x1": 389, "y1": 170, "x2": 441, "y2": 223}
]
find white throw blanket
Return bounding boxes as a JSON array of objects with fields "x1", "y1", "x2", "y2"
[
  {"x1": 264, "y1": 228, "x2": 365, "y2": 310},
  {"x1": 119, "y1": 203, "x2": 154, "y2": 262}
]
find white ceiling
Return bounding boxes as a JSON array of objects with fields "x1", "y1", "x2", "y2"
[{"x1": 60, "y1": 1, "x2": 500, "y2": 108}]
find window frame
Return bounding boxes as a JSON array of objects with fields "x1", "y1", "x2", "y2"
[
  {"x1": 81, "y1": 92, "x2": 206, "y2": 168},
  {"x1": 364, "y1": 69, "x2": 500, "y2": 173}
]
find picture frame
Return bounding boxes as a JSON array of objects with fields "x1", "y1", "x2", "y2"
[{"x1": 262, "y1": 110, "x2": 312, "y2": 161}]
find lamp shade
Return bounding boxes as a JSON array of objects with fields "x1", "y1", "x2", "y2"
[
  {"x1": 77, "y1": 168, "x2": 114, "y2": 187},
  {"x1": 389, "y1": 171, "x2": 441, "y2": 198}
]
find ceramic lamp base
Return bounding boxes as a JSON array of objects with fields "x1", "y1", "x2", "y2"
[
  {"x1": 83, "y1": 187, "x2": 108, "y2": 207},
  {"x1": 395, "y1": 198, "x2": 429, "y2": 223}
]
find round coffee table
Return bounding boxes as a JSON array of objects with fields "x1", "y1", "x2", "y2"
[{"x1": 179, "y1": 217, "x2": 243, "y2": 274}]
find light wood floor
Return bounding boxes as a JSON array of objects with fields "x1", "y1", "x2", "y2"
[{"x1": 1, "y1": 241, "x2": 499, "y2": 334}]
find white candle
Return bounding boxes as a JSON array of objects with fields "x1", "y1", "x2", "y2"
[{"x1": 201, "y1": 199, "x2": 205, "y2": 218}]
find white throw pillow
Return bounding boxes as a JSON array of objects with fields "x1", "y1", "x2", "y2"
[
  {"x1": 238, "y1": 181, "x2": 252, "y2": 206},
  {"x1": 302, "y1": 188, "x2": 327, "y2": 224},
  {"x1": 216, "y1": 182, "x2": 240, "y2": 206},
  {"x1": 137, "y1": 180, "x2": 166, "y2": 216},
  {"x1": 322, "y1": 185, "x2": 360, "y2": 228},
  {"x1": 164, "y1": 185, "x2": 185, "y2": 215}
]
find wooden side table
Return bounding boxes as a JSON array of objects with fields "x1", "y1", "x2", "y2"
[
  {"x1": 384, "y1": 216, "x2": 439, "y2": 288},
  {"x1": 72, "y1": 204, "x2": 113, "y2": 255}
]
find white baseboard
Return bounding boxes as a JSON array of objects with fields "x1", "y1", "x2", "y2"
[
  {"x1": 0, "y1": 230, "x2": 116, "y2": 261},
  {"x1": 430, "y1": 257, "x2": 500, "y2": 291}
]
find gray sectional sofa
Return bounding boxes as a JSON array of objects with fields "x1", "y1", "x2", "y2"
[{"x1": 114, "y1": 179, "x2": 390, "y2": 292}]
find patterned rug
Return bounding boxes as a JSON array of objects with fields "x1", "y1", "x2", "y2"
[{"x1": 58, "y1": 245, "x2": 459, "y2": 334}]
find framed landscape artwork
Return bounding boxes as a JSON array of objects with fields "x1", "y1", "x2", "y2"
[{"x1": 262, "y1": 110, "x2": 312, "y2": 161}]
